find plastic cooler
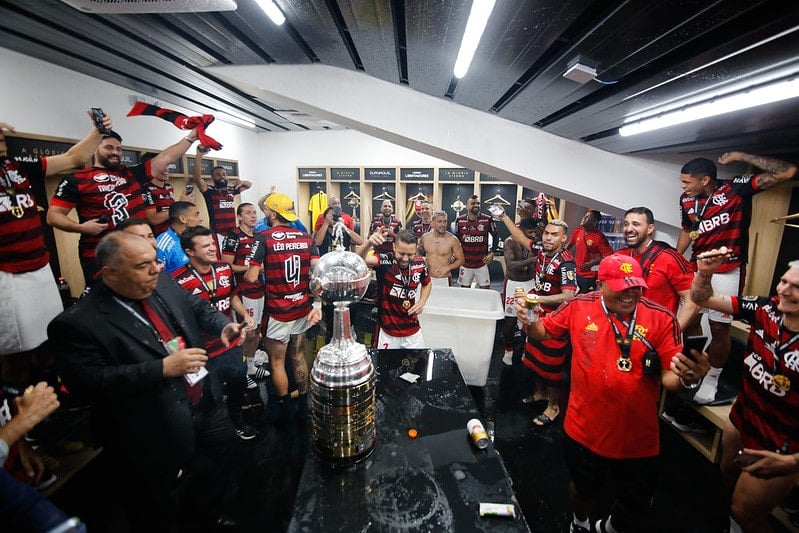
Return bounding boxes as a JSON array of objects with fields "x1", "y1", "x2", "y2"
[{"x1": 418, "y1": 285, "x2": 504, "y2": 386}]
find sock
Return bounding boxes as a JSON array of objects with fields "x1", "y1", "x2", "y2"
[
  {"x1": 504, "y1": 345, "x2": 513, "y2": 353},
  {"x1": 693, "y1": 366, "x2": 723, "y2": 403},
  {"x1": 572, "y1": 515, "x2": 590, "y2": 529}
]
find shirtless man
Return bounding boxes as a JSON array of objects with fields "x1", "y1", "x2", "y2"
[
  {"x1": 501, "y1": 218, "x2": 541, "y2": 365},
  {"x1": 419, "y1": 211, "x2": 464, "y2": 287}
]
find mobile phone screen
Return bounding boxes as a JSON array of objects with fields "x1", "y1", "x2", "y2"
[{"x1": 683, "y1": 336, "x2": 708, "y2": 361}]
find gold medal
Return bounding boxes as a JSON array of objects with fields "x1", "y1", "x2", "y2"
[
  {"x1": 689, "y1": 230, "x2": 699, "y2": 240},
  {"x1": 773, "y1": 374, "x2": 791, "y2": 392},
  {"x1": 402, "y1": 300, "x2": 411, "y2": 310},
  {"x1": 10, "y1": 205, "x2": 24, "y2": 218},
  {"x1": 616, "y1": 358, "x2": 632, "y2": 372}
]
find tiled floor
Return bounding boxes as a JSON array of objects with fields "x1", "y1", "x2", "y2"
[{"x1": 49, "y1": 317, "x2": 795, "y2": 532}]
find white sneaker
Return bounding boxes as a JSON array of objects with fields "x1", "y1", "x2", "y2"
[
  {"x1": 502, "y1": 350, "x2": 513, "y2": 366},
  {"x1": 253, "y1": 349, "x2": 269, "y2": 366}
]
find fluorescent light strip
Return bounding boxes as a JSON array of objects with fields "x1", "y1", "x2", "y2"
[
  {"x1": 254, "y1": 0, "x2": 286, "y2": 25},
  {"x1": 453, "y1": 0, "x2": 496, "y2": 79},
  {"x1": 619, "y1": 77, "x2": 799, "y2": 136}
]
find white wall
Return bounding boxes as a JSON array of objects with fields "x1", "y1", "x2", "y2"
[{"x1": 0, "y1": 47, "x2": 259, "y2": 173}]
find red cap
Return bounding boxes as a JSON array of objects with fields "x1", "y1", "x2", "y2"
[{"x1": 597, "y1": 254, "x2": 648, "y2": 292}]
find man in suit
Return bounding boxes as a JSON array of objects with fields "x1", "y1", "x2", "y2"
[{"x1": 48, "y1": 231, "x2": 246, "y2": 530}]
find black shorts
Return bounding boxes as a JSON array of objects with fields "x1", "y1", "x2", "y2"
[{"x1": 564, "y1": 434, "x2": 659, "y2": 528}]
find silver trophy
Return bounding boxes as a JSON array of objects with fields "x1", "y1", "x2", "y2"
[{"x1": 308, "y1": 248, "x2": 376, "y2": 465}]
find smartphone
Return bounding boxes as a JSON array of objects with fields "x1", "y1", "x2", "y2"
[
  {"x1": 91, "y1": 107, "x2": 110, "y2": 134},
  {"x1": 185, "y1": 183, "x2": 194, "y2": 195},
  {"x1": 683, "y1": 335, "x2": 708, "y2": 361},
  {"x1": 732, "y1": 449, "x2": 759, "y2": 467},
  {"x1": 97, "y1": 214, "x2": 111, "y2": 224}
]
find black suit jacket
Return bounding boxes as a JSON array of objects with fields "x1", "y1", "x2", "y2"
[{"x1": 48, "y1": 272, "x2": 231, "y2": 474}]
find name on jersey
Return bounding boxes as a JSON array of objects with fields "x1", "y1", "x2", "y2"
[
  {"x1": 462, "y1": 234, "x2": 485, "y2": 243},
  {"x1": 273, "y1": 241, "x2": 309, "y2": 251},
  {"x1": 697, "y1": 212, "x2": 730, "y2": 233}
]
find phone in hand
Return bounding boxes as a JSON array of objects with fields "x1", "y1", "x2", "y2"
[
  {"x1": 683, "y1": 335, "x2": 708, "y2": 361},
  {"x1": 91, "y1": 107, "x2": 110, "y2": 135},
  {"x1": 732, "y1": 449, "x2": 759, "y2": 467}
]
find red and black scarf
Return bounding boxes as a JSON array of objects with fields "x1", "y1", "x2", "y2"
[{"x1": 127, "y1": 102, "x2": 222, "y2": 150}]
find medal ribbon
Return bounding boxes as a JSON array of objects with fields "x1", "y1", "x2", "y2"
[
  {"x1": 774, "y1": 319, "x2": 799, "y2": 378},
  {"x1": 189, "y1": 265, "x2": 218, "y2": 302}
]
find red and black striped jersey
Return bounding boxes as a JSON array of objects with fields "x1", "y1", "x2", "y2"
[
  {"x1": 221, "y1": 227, "x2": 264, "y2": 299},
  {"x1": 0, "y1": 156, "x2": 49, "y2": 273},
  {"x1": 247, "y1": 227, "x2": 318, "y2": 322},
  {"x1": 729, "y1": 295, "x2": 799, "y2": 454},
  {"x1": 455, "y1": 213, "x2": 497, "y2": 268},
  {"x1": 375, "y1": 253, "x2": 430, "y2": 337},
  {"x1": 411, "y1": 218, "x2": 433, "y2": 238},
  {"x1": 50, "y1": 164, "x2": 154, "y2": 260},
  {"x1": 140, "y1": 179, "x2": 174, "y2": 235},
  {"x1": 369, "y1": 215, "x2": 402, "y2": 255},
  {"x1": 171, "y1": 262, "x2": 237, "y2": 357},
  {"x1": 202, "y1": 183, "x2": 242, "y2": 236},
  {"x1": 532, "y1": 248, "x2": 577, "y2": 313},
  {"x1": 679, "y1": 174, "x2": 760, "y2": 272}
]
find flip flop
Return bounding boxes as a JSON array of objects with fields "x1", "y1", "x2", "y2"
[
  {"x1": 521, "y1": 394, "x2": 548, "y2": 405},
  {"x1": 532, "y1": 411, "x2": 558, "y2": 427}
]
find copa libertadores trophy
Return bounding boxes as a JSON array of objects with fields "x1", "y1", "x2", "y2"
[{"x1": 308, "y1": 223, "x2": 375, "y2": 465}]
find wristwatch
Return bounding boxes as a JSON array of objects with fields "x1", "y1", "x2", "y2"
[{"x1": 680, "y1": 376, "x2": 700, "y2": 390}]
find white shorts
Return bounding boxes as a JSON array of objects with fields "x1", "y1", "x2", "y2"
[
  {"x1": 702, "y1": 267, "x2": 739, "y2": 324},
  {"x1": 458, "y1": 265, "x2": 490, "y2": 288},
  {"x1": 239, "y1": 295, "x2": 265, "y2": 327},
  {"x1": 430, "y1": 276, "x2": 452, "y2": 287},
  {"x1": 0, "y1": 265, "x2": 63, "y2": 354},
  {"x1": 376, "y1": 329, "x2": 425, "y2": 350},
  {"x1": 265, "y1": 314, "x2": 310, "y2": 344},
  {"x1": 504, "y1": 279, "x2": 536, "y2": 317}
]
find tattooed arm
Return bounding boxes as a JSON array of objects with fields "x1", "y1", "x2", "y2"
[{"x1": 717, "y1": 151, "x2": 797, "y2": 189}]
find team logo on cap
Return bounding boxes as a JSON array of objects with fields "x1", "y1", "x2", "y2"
[{"x1": 619, "y1": 262, "x2": 634, "y2": 273}]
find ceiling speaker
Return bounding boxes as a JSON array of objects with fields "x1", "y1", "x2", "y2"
[{"x1": 58, "y1": 0, "x2": 237, "y2": 13}]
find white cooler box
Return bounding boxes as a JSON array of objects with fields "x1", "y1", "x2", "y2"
[{"x1": 418, "y1": 285, "x2": 504, "y2": 387}]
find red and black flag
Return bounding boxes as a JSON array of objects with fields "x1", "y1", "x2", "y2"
[{"x1": 127, "y1": 102, "x2": 223, "y2": 150}]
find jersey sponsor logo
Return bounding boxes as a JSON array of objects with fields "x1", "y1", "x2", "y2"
[
  {"x1": 584, "y1": 322, "x2": 598, "y2": 332},
  {"x1": 539, "y1": 281, "x2": 552, "y2": 293},
  {"x1": 283, "y1": 292, "x2": 303, "y2": 301},
  {"x1": 744, "y1": 351, "x2": 789, "y2": 397},
  {"x1": 732, "y1": 174, "x2": 753, "y2": 185},
  {"x1": 215, "y1": 298, "x2": 231, "y2": 312},
  {"x1": 462, "y1": 234, "x2": 485, "y2": 243},
  {"x1": 272, "y1": 231, "x2": 287, "y2": 240},
  {"x1": 3, "y1": 167, "x2": 24, "y2": 185},
  {"x1": 191, "y1": 287, "x2": 203, "y2": 295},
  {"x1": 389, "y1": 285, "x2": 411, "y2": 299},
  {"x1": 697, "y1": 212, "x2": 730, "y2": 233},
  {"x1": 0, "y1": 192, "x2": 34, "y2": 212},
  {"x1": 219, "y1": 200, "x2": 235, "y2": 209},
  {"x1": 284, "y1": 255, "x2": 301, "y2": 287}
]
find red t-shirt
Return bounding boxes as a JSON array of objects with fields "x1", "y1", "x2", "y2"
[
  {"x1": 542, "y1": 293, "x2": 680, "y2": 458},
  {"x1": 566, "y1": 226, "x2": 613, "y2": 280},
  {"x1": 617, "y1": 242, "x2": 695, "y2": 315}
]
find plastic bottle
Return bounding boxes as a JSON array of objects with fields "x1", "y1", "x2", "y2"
[{"x1": 57, "y1": 277, "x2": 71, "y2": 307}]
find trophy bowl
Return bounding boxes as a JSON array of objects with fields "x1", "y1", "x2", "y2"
[{"x1": 309, "y1": 250, "x2": 370, "y2": 305}]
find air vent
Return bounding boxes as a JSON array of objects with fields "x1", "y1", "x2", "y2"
[{"x1": 58, "y1": 0, "x2": 237, "y2": 14}]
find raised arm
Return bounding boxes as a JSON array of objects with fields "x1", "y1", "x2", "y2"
[
  {"x1": 718, "y1": 151, "x2": 797, "y2": 190},
  {"x1": 192, "y1": 144, "x2": 209, "y2": 193},
  {"x1": 496, "y1": 212, "x2": 533, "y2": 249},
  {"x1": 690, "y1": 249, "x2": 735, "y2": 315},
  {"x1": 45, "y1": 110, "x2": 113, "y2": 176},
  {"x1": 357, "y1": 232, "x2": 382, "y2": 268},
  {"x1": 148, "y1": 127, "x2": 198, "y2": 177}
]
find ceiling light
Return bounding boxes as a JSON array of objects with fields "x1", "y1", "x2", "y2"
[
  {"x1": 453, "y1": 0, "x2": 496, "y2": 79},
  {"x1": 254, "y1": 0, "x2": 285, "y2": 25},
  {"x1": 216, "y1": 111, "x2": 256, "y2": 129},
  {"x1": 619, "y1": 76, "x2": 799, "y2": 136}
]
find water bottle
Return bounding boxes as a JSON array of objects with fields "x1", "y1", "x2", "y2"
[{"x1": 57, "y1": 277, "x2": 72, "y2": 307}]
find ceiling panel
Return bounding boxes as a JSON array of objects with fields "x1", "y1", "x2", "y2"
[{"x1": 0, "y1": 0, "x2": 797, "y2": 157}]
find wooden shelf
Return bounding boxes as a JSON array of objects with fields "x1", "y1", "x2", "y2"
[
  {"x1": 659, "y1": 390, "x2": 731, "y2": 463},
  {"x1": 41, "y1": 446, "x2": 102, "y2": 497}
]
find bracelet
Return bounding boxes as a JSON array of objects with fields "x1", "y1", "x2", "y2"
[
  {"x1": 312, "y1": 301, "x2": 322, "y2": 310},
  {"x1": 679, "y1": 376, "x2": 699, "y2": 390},
  {"x1": 184, "y1": 136, "x2": 197, "y2": 143}
]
